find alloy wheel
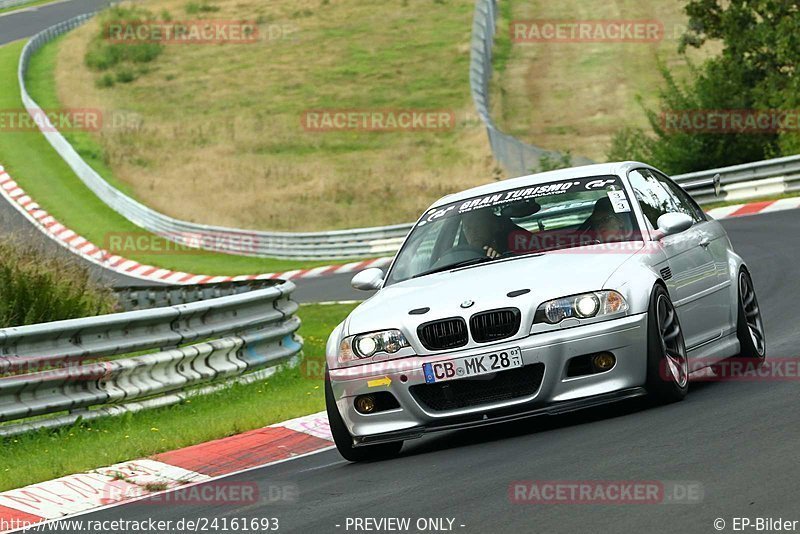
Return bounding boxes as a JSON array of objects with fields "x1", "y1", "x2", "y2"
[
  {"x1": 739, "y1": 272, "x2": 766, "y2": 357},
  {"x1": 656, "y1": 294, "x2": 688, "y2": 387}
]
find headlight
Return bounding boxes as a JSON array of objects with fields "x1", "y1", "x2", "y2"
[
  {"x1": 338, "y1": 329, "x2": 410, "y2": 364},
  {"x1": 534, "y1": 290, "x2": 628, "y2": 324}
]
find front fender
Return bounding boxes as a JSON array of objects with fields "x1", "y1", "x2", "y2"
[
  {"x1": 325, "y1": 321, "x2": 346, "y2": 370},
  {"x1": 727, "y1": 247, "x2": 747, "y2": 310},
  {"x1": 603, "y1": 247, "x2": 668, "y2": 315}
]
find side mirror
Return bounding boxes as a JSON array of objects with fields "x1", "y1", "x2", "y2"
[
  {"x1": 656, "y1": 212, "x2": 693, "y2": 239},
  {"x1": 351, "y1": 268, "x2": 384, "y2": 291}
]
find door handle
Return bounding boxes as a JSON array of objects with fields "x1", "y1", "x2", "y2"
[{"x1": 699, "y1": 238, "x2": 711, "y2": 248}]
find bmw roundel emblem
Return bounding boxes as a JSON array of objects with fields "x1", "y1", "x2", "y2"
[{"x1": 460, "y1": 300, "x2": 474, "y2": 309}]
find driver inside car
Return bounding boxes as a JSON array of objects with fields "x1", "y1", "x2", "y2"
[
  {"x1": 461, "y1": 208, "x2": 532, "y2": 258},
  {"x1": 582, "y1": 197, "x2": 627, "y2": 243}
]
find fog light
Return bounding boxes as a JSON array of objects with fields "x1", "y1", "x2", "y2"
[
  {"x1": 355, "y1": 395, "x2": 376, "y2": 414},
  {"x1": 592, "y1": 352, "x2": 616, "y2": 372}
]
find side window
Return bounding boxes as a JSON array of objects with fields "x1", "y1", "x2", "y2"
[
  {"x1": 626, "y1": 169, "x2": 673, "y2": 229},
  {"x1": 652, "y1": 171, "x2": 706, "y2": 223}
]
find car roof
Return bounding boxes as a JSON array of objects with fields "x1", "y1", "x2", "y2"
[{"x1": 428, "y1": 160, "x2": 656, "y2": 208}]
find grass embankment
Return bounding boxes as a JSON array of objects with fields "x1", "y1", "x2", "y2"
[
  {"x1": 0, "y1": 237, "x2": 116, "y2": 326},
  {"x1": 0, "y1": 40, "x2": 334, "y2": 275},
  {"x1": 0, "y1": 302, "x2": 356, "y2": 492},
  {"x1": 493, "y1": 0, "x2": 719, "y2": 162},
  {"x1": 53, "y1": 0, "x2": 495, "y2": 231}
]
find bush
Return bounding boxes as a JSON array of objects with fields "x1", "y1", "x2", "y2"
[
  {"x1": 608, "y1": 61, "x2": 780, "y2": 174},
  {"x1": 0, "y1": 239, "x2": 117, "y2": 327},
  {"x1": 609, "y1": 0, "x2": 798, "y2": 174},
  {"x1": 534, "y1": 151, "x2": 572, "y2": 173},
  {"x1": 116, "y1": 67, "x2": 136, "y2": 83},
  {"x1": 85, "y1": 6, "x2": 164, "y2": 82},
  {"x1": 95, "y1": 72, "x2": 115, "y2": 88},
  {"x1": 185, "y1": 1, "x2": 220, "y2": 14}
]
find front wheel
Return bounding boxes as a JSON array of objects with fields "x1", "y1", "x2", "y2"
[
  {"x1": 645, "y1": 284, "x2": 689, "y2": 403},
  {"x1": 324, "y1": 367, "x2": 403, "y2": 462},
  {"x1": 736, "y1": 269, "x2": 766, "y2": 362}
]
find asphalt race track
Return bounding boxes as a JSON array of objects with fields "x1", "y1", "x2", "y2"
[
  {"x1": 37, "y1": 209, "x2": 800, "y2": 534},
  {"x1": 0, "y1": 0, "x2": 112, "y2": 46},
  {"x1": 292, "y1": 272, "x2": 372, "y2": 303}
]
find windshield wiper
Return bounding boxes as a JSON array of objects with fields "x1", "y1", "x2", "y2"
[{"x1": 411, "y1": 256, "x2": 495, "y2": 279}]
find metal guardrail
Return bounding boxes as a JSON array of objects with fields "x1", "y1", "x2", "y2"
[
  {"x1": 672, "y1": 154, "x2": 800, "y2": 204},
  {"x1": 469, "y1": 0, "x2": 593, "y2": 176},
  {"x1": 114, "y1": 279, "x2": 283, "y2": 311},
  {"x1": 0, "y1": 280, "x2": 302, "y2": 437},
  {"x1": 18, "y1": 14, "x2": 411, "y2": 260}
]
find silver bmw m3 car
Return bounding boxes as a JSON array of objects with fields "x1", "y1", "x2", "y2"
[{"x1": 324, "y1": 162, "x2": 766, "y2": 461}]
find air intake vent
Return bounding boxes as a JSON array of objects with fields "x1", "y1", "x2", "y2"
[
  {"x1": 469, "y1": 308, "x2": 521, "y2": 343},
  {"x1": 410, "y1": 363, "x2": 545, "y2": 411},
  {"x1": 660, "y1": 267, "x2": 673, "y2": 281},
  {"x1": 417, "y1": 317, "x2": 468, "y2": 351}
]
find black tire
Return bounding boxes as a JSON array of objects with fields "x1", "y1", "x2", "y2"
[
  {"x1": 324, "y1": 367, "x2": 403, "y2": 462},
  {"x1": 736, "y1": 269, "x2": 767, "y2": 362},
  {"x1": 645, "y1": 284, "x2": 689, "y2": 403}
]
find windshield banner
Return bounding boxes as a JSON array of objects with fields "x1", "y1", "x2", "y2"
[{"x1": 416, "y1": 175, "x2": 623, "y2": 227}]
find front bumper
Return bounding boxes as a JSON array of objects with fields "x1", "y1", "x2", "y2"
[{"x1": 329, "y1": 312, "x2": 648, "y2": 446}]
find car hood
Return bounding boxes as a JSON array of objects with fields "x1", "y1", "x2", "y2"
[{"x1": 345, "y1": 244, "x2": 644, "y2": 343}]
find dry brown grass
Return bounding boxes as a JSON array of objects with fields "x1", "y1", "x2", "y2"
[
  {"x1": 495, "y1": 0, "x2": 720, "y2": 162},
  {"x1": 55, "y1": 0, "x2": 497, "y2": 231}
]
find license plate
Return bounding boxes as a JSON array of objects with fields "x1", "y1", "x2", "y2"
[{"x1": 423, "y1": 347, "x2": 523, "y2": 384}]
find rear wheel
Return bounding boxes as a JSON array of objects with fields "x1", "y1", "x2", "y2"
[
  {"x1": 324, "y1": 367, "x2": 403, "y2": 462},
  {"x1": 645, "y1": 284, "x2": 689, "y2": 403},
  {"x1": 736, "y1": 269, "x2": 766, "y2": 362}
]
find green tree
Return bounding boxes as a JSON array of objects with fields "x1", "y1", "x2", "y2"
[{"x1": 609, "y1": 0, "x2": 799, "y2": 173}]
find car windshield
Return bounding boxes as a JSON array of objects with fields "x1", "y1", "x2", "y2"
[{"x1": 385, "y1": 175, "x2": 641, "y2": 285}]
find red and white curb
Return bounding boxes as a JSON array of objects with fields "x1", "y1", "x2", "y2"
[
  {"x1": 0, "y1": 412, "x2": 332, "y2": 531},
  {"x1": 0, "y1": 165, "x2": 391, "y2": 284},
  {"x1": 705, "y1": 197, "x2": 800, "y2": 219}
]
